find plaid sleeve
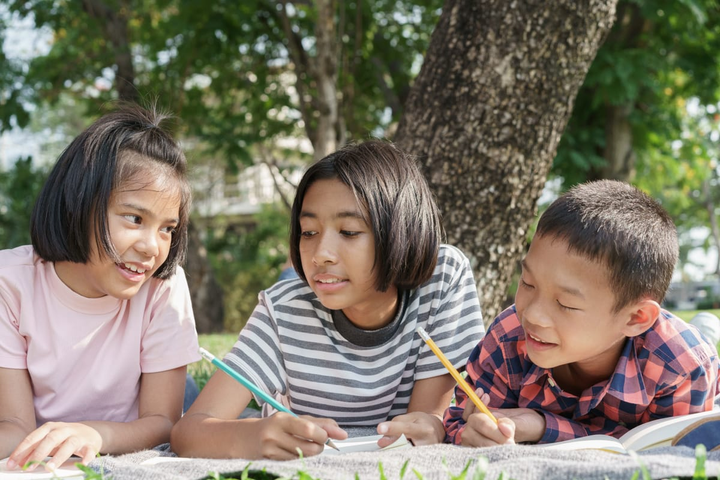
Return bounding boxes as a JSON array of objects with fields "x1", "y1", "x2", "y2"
[
  {"x1": 443, "y1": 314, "x2": 517, "y2": 445},
  {"x1": 644, "y1": 359, "x2": 719, "y2": 420},
  {"x1": 642, "y1": 318, "x2": 720, "y2": 421},
  {"x1": 539, "y1": 411, "x2": 628, "y2": 443}
]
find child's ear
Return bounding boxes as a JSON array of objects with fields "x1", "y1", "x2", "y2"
[{"x1": 622, "y1": 299, "x2": 661, "y2": 337}]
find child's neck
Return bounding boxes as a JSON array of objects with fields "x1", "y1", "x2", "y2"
[
  {"x1": 342, "y1": 287, "x2": 399, "y2": 330},
  {"x1": 552, "y1": 340, "x2": 627, "y2": 396}
]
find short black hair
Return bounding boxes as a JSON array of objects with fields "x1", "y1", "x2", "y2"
[
  {"x1": 536, "y1": 180, "x2": 678, "y2": 311},
  {"x1": 290, "y1": 140, "x2": 443, "y2": 292},
  {"x1": 30, "y1": 104, "x2": 191, "y2": 279}
]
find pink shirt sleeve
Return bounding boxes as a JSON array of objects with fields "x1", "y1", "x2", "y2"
[
  {"x1": 140, "y1": 267, "x2": 200, "y2": 373},
  {"x1": 0, "y1": 279, "x2": 28, "y2": 369}
]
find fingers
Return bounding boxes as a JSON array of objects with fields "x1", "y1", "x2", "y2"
[
  {"x1": 45, "y1": 438, "x2": 83, "y2": 472},
  {"x1": 461, "y1": 413, "x2": 515, "y2": 448},
  {"x1": 377, "y1": 412, "x2": 444, "y2": 447},
  {"x1": 306, "y1": 416, "x2": 348, "y2": 441},
  {"x1": 462, "y1": 388, "x2": 491, "y2": 422},
  {"x1": 7, "y1": 423, "x2": 101, "y2": 472},
  {"x1": 256, "y1": 414, "x2": 331, "y2": 460},
  {"x1": 8, "y1": 423, "x2": 56, "y2": 471}
]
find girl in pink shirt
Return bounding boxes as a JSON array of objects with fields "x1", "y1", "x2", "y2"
[{"x1": 0, "y1": 105, "x2": 199, "y2": 471}]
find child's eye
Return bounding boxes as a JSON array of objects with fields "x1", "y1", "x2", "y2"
[
  {"x1": 557, "y1": 301, "x2": 579, "y2": 312},
  {"x1": 124, "y1": 215, "x2": 141, "y2": 224},
  {"x1": 520, "y1": 278, "x2": 534, "y2": 289},
  {"x1": 340, "y1": 230, "x2": 360, "y2": 237},
  {"x1": 301, "y1": 230, "x2": 317, "y2": 238},
  {"x1": 161, "y1": 226, "x2": 177, "y2": 234}
]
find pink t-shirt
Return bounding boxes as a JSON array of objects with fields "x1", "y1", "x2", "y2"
[{"x1": 0, "y1": 245, "x2": 200, "y2": 426}]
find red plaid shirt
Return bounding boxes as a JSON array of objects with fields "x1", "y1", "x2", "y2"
[{"x1": 444, "y1": 306, "x2": 720, "y2": 444}]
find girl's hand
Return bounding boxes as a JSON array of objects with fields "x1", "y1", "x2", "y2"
[
  {"x1": 7, "y1": 422, "x2": 101, "y2": 472},
  {"x1": 252, "y1": 413, "x2": 347, "y2": 460},
  {"x1": 377, "y1": 411, "x2": 445, "y2": 447}
]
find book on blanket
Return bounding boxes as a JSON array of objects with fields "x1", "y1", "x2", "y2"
[
  {"x1": 536, "y1": 409, "x2": 720, "y2": 454},
  {"x1": 0, "y1": 457, "x2": 83, "y2": 479},
  {"x1": 322, "y1": 434, "x2": 412, "y2": 455}
]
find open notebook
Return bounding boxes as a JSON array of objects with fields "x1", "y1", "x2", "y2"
[
  {"x1": 0, "y1": 457, "x2": 83, "y2": 479},
  {"x1": 322, "y1": 434, "x2": 412, "y2": 455},
  {"x1": 535, "y1": 409, "x2": 720, "y2": 454}
]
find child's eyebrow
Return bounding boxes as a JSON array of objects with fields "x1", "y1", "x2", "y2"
[
  {"x1": 120, "y1": 203, "x2": 179, "y2": 224},
  {"x1": 300, "y1": 210, "x2": 366, "y2": 221},
  {"x1": 521, "y1": 259, "x2": 586, "y2": 299}
]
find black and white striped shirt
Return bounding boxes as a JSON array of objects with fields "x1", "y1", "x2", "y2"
[{"x1": 224, "y1": 244, "x2": 484, "y2": 426}]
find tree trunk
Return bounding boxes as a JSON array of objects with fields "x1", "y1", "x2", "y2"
[
  {"x1": 600, "y1": 103, "x2": 635, "y2": 181},
  {"x1": 702, "y1": 179, "x2": 720, "y2": 276},
  {"x1": 312, "y1": 0, "x2": 340, "y2": 161},
  {"x1": 185, "y1": 222, "x2": 225, "y2": 333},
  {"x1": 395, "y1": 0, "x2": 618, "y2": 324},
  {"x1": 81, "y1": 0, "x2": 137, "y2": 103}
]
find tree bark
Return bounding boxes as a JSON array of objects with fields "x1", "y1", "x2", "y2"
[
  {"x1": 184, "y1": 222, "x2": 225, "y2": 333},
  {"x1": 702, "y1": 178, "x2": 720, "y2": 276},
  {"x1": 593, "y1": 3, "x2": 646, "y2": 182},
  {"x1": 395, "y1": 0, "x2": 618, "y2": 324},
  {"x1": 81, "y1": 0, "x2": 138, "y2": 103},
  {"x1": 600, "y1": 103, "x2": 635, "y2": 180}
]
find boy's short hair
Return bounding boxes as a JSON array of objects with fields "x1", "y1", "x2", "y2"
[
  {"x1": 290, "y1": 140, "x2": 443, "y2": 292},
  {"x1": 536, "y1": 180, "x2": 678, "y2": 312},
  {"x1": 30, "y1": 104, "x2": 191, "y2": 279}
]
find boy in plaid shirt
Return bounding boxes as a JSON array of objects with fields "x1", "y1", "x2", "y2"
[{"x1": 445, "y1": 180, "x2": 720, "y2": 446}]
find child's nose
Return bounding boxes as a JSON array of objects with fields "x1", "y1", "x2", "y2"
[
  {"x1": 312, "y1": 234, "x2": 338, "y2": 265},
  {"x1": 522, "y1": 301, "x2": 552, "y2": 328},
  {"x1": 137, "y1": 231, "x2": 160, "y2": 257}
]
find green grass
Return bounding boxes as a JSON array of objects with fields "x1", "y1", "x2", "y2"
[
  {"x1": 674, "y1": 309, "x2": 720, "y2": 322},
  {"x1": 191, "y1": 333, "x2": 238, "y2": 390}
]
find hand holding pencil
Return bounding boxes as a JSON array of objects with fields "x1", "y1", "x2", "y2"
[
  {"x1": 198, "y1": 348, "x2": 342, "y2": 451},
  {"x1": 415, "y1": 326, "x2": 498, "y2": 424}
]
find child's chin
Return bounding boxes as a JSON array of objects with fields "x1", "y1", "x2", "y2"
[{"x1": 526, "y1": 352, "x2": 558, "y2": 370}]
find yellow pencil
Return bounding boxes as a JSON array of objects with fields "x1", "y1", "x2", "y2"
[{"x1": 416, "y1": 326, "x2": 498, "y2": 424}]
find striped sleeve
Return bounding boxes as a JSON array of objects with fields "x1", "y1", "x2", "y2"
[
  {"x1": 415, "y1": 245, "x2": 485, "y2": 380},
  {"x1": 223, "y1": 291, "x2": 287, "y2": 404}
]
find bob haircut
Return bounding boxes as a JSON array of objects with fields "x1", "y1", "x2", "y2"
[
  {"x1": 290, "y1": 140, "x2": 443, "y2": 292},
  {"x1": 535, "y1": 180, "x2": 678, "y2": 312},
  {"x1": 30, "y1": 104, "x2": 191, "y2": 279}
]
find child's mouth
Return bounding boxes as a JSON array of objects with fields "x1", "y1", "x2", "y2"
[{"x1": 116, "y1": 262, "x2": 148, "y2": 281}]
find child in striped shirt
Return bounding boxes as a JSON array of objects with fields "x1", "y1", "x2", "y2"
[
  {"x1": 444, "y1": 180, "x2": 719, "y2": 446},
  {"x1": 173, "y1": 140, "x2": 485, "y2": 459}
]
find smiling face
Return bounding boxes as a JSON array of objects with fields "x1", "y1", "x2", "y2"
[
  {"x1": 515, "y1": 234, "x2": 638, "y2": 384},
  {"x1": 54, "y1": 175, "x2": 181, "y2": 300},
  {"x1": 298, "y1": 178, "x2": 398, "y2": 329}
]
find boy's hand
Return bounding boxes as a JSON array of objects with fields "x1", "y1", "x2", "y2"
[
  {"x1": 461, "y1": 388, "x2": 546, "y2": 445},
  {"x1": 253, "y1": 413, "x2": 347, "y2": 460},
  {"x1": 376, "y1": 411, "x2": 445, "y2": 447},
  {"x1": 7, "y1": 422, "x2": 101, "y2": 472}
]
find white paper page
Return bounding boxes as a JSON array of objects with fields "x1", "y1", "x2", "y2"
[
  {"x1": 322, "y1": 434, "x2": 410, "y2": 455},
  {"x1": 533, "y1": 435, "x2": 626, "y2": 454},
  {"x1": 0, "y1": 457, "x2": 83, "y2": 479},
  {"x1": 619, "y1": 410, "x2": 720, "y2": 451}
]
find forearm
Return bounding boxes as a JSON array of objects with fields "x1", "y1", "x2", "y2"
[
  {"x1": 171, "y1": 413, "x2": 262, "y2": 458},
  {"x1": 539, "y1": 411, "x2": 627, "y2": 443},
  {"x1": 82, "y1": 414, "x2": 175, "y2": 455},
  {"x1": 0, "y1": 421, "x2": 32, "y2": 459}
]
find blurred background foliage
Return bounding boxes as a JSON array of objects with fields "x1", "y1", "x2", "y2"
[{"x1": 2, "y1": 0, "x2": 720, "y2": 331}]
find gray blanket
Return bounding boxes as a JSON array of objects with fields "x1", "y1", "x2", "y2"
[{"x1": 89, "y1": 443, "x2": 720, "y2": 480}]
